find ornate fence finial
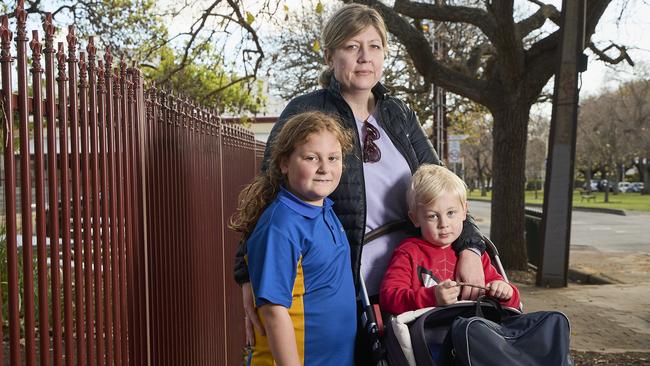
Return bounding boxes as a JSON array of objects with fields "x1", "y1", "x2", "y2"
[
  {"x1": 0, "y1": 16, "x2": 12, "y2": 62},
  {"x1": 128, "y1": 72, "x2": 135, "y2": 98},
  {"x1": 66, "y1": 25, "x2": 77, "y2": 62},
  {"x1": 119, "y1": 56, "x2": 126, "y2": 80},
  {"x1": 87, "y1": 36, "x2": 96, "y2": 62},
  {"x1": 113, "y1": 69, "x2": 121, "y2": 98},
  {"x1": 30, "y1": 30, "x2": 43, "y2": 72},
  {"x1": 79, "y1": 52, "x2": 87, "y2": 87},
  {"x1": 15, "y1": 0, "x2": 27, "y2": 41},
  {"x1": 104, "y1": 45, "x2": 112, "y2": 70},
  {"x1": 43, "y1": 13, "x2": 55, "y2": 53},
  {"x1": 98, "y1": 60, "x2": 105, "y2": 88},
  {"x1": 56, "y1": 42, "x2": 67, "y2": 81},
  {"x1": 132, "y1": 66, "x2": 140, "y2": 87}
]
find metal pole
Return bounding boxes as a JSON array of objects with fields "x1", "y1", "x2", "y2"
[{"x1": 537, "y1": 0, "x2": 585, "y2": 287}]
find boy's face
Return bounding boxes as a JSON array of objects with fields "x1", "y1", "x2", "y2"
[{"x1": 409, "y1": 191, "x2": 467, "y2": 248}]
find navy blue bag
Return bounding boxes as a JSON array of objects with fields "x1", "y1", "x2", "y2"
[{"x1": 448, "y1": 297, "x2": 573, "y2": 366}]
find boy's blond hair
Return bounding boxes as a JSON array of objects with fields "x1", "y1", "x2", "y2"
[{"x1": 406, "y1": 164, "x2": 467, "y2": 212}]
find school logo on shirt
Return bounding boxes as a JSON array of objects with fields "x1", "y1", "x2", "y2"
[{"x1": 418, "y1": 265, "x2": 440, "y2": 288}]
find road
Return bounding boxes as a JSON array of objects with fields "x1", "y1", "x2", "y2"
[{"x1": 468, "y1": 200, "x2": 650, "y2": 253}]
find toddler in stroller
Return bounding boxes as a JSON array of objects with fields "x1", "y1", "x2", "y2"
[
  {"x1": 360, "y1": 164, "x2": 571, "y2": 366},
  {"x1": 379, "y1": 164, "x2": 519, "y2": 364}
]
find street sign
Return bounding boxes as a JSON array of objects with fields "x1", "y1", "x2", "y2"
[
  {"x1": 448, "y1": 139, "x2": 461, "y2": 163},
  {"x1": 448, "y1": 134, "x2": 469, "y2": 141}
]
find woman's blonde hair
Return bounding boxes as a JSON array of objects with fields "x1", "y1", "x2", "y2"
[
  {"x1": 319, "y1": 3, "x2": 388, "y2": 88},
  {"x1": 229, "y1": 111, "x2": 355, "y2": 237},
  {"x1": 406, "y1": 164, "x2": 468, "y2": 213}
]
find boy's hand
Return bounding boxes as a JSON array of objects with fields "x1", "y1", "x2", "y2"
[
  {"x1": 434, "y1": 279, "x2": 460, "y2": 306},
  {"x1": 486, "y1": 280, "x2": 513, "y2": 300}
]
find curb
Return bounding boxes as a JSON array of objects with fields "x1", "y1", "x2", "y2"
[
  {"x1": 526, "y1": 263, "x2": 619, "y2": 285},
  {"x1": 567, "y1": 267, "x2": 620, "y2": 285}
]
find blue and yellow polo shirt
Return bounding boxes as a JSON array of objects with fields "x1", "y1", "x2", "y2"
[{"x1": 246, "y1": 187, "x2": 356, "y2": 366}]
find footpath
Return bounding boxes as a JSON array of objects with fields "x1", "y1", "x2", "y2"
[
  {"x1": 513, "y1": 237, "x2": 650, "y2": 354},
  {"x1": 467, "y1": 200, "x2": 650, "y2": 361}
]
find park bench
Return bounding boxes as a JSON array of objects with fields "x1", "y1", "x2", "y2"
[{"x1": 580, "y1": 189, "x2": 596, "y2": 202}]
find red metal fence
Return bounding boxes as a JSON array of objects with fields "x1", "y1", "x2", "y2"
[{"x1": 1, "y1": 2, "x2": 260, "y2": 364}]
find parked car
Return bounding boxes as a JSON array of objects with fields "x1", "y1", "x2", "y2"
[
  {"x1": 598, "y1": 179, "x2": 614, "y2": 192},
  {"x1": 628, "y1": 182, "x2": 645, "y2": 193},
  {"x1": 582, "y1": 179, "x2": 599, "y2": 192},
  {"x1": 617, "y1": 181, "x2": 631, "y2": 193}
]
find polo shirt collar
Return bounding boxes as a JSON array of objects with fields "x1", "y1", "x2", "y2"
[{"x1": 278, "y1": 186, "x2": 333, "y2": 219}]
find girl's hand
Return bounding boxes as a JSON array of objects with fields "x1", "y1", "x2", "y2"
[
  {"x1": 242, "y1": 282, "x2": 265, "y2": 346},
  {"x1": 486, "y1": 280, "x2": 513, "y2": 300},
  {"x1": 434, "y1": 279, "x2": 460, "y2": 306}
]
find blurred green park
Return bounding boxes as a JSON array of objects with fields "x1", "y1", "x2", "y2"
[{"x1": 467, "y1": 190, "x2": 650, "y2": 212}]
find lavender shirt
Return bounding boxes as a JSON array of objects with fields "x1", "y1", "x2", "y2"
[{"x1": 356, "y1": 111, "x2": 413, "y2": 296}]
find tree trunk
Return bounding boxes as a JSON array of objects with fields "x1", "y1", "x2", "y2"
[
  {"x1": 490, "y1": 104, "x2": 530, "y2": 270},
  {"x1": 635, "y1": 161, "x2": 649, "y2": 195}
]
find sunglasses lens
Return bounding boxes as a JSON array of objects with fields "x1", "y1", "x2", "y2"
[
  {"x1": 363, "y1": 143, "x2": 381, "y2": 163},
  {"x1": 362, "y1": 121, "x2": 381, "y2": 163},
  {"x1": 366, "y1": 123, "x2": 380, "y2": 140}
]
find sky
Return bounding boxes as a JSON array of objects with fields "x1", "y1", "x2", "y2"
[
  {"x1": 161, "y1": 0, "x2": 650, "y2": 92},
  {"x1": 575, "y1": 0, "x2": 650, "y2": 96}
]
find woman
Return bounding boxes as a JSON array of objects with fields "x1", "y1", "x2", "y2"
[{"x1": 234, "y1": 3, "x2": 487, "y2": 362}]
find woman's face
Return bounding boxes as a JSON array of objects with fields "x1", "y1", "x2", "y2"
[{"x1": 327, "y1": 26, "x2": 385, "y2": 95}]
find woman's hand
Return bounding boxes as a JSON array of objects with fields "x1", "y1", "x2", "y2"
[
  {"x1": 434, "y1": 279, "x2": 460, "y2": 306},
  {"x1": 242, "y1": 282, "x2": 265, "y2": 346},
  {"x1": 486, "y1": 280, "x2": 513, "y2": 300},
  {"x1": 455, "y1": 250, "x2": 485, "y2": 300}
]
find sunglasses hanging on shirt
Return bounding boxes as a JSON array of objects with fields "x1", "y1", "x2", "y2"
[{"x1": 362, "y1": 120, "x2": 381, "y2": 163}]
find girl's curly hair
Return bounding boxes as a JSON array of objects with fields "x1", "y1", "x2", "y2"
[{"x1": 229, "y1": 111, "x2": 354, "y2": 237}]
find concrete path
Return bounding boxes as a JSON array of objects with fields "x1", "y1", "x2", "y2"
[{"x1": 469, "y1": 200, "x2": 650, "y2": 354}]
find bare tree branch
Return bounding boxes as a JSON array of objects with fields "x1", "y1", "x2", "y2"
[
  {"x1": 517, "y1": 2, "x2": 560, "y2": 37},
  {"x1": 392, "y1": 0, "x2": 497, "y2": 41},
  {"x1": 588, "y1": 41, "x2": 635, "y2": 66}
]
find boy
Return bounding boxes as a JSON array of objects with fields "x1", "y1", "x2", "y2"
[{"x1": 380, "y1": 164, "x2": 520, "y2": 315}]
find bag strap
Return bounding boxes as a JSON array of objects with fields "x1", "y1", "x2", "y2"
[{"x1": 474, "y1": 295, "x2": 504, "y2": 323}]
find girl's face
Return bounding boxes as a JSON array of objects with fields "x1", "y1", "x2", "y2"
[
  {"x1": 409, "y1": 192, "x2": 467, "y2": 248},
  {"x1": 280, "y1": 130, "x2": 344, "y2": 206},
  {"x1": 326, "y1": 26, "x2": 385, "y2": 96}
]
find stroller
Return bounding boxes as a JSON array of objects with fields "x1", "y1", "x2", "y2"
[{"x1": 358, "y1": 220, "x2": 570, "y2": 366}]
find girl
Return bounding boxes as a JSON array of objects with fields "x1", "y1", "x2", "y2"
[{"x1": 230, "y1": 111, "x2": 356, "y2": 366}]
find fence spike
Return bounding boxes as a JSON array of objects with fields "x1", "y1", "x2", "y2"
[
  {"x1": 120, "y1": 56, "x2": 126, "y2": 78},
  {"x1": 15, "y1": 0, "x2": 27, "y2": 41},
  {"x1": 98, "y1": 60, "x2": 105, "y2": 88},
  {"x1": 29, "y1": 30, "x2": 43, "y2": 73},
  {"x1": 0, "y1": 17, "x2": 12, "y2": 62},
  {"x1": 56, "y1": 42, "x2": 67, "y2": 81},
  {"x1": 43, "y1": 14, "x2": 55, "y2": 53},
  {"x1": 79, "y1": 52, "x2": 88, "y2": 87},
  {"x1": 104, "y1": 45, "x2": 113, "y2": 69},
  {"x1": 87, "y1": 36, "x2": 96, "y2": 61},
  {"x1": 66, "y1": 25, "x2": 77, "y2": 62}
]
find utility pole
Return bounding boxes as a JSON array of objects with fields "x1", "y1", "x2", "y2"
[
  {"x1": 423, "y1": 0, "x2": 447, "y2": 162},
  {"x1": 537, "y1": 0, "x2": 586, "y2": 287}
]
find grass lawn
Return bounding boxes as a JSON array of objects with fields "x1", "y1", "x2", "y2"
[{"x1": 467, "y1": 190, "x2": 650, "y2": 212}]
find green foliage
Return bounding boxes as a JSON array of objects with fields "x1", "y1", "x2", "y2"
[
  {"x1": 143, "y1": 45, "x2": 266, "y2": 116},
  {"x1": 47, "y1": 0, "x2": 167, "y2": 56}
]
